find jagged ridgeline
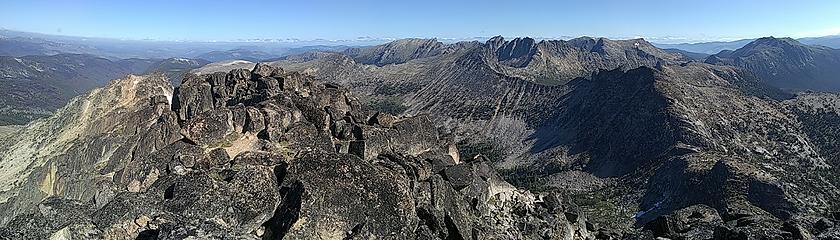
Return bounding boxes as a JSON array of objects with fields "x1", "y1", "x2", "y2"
[{"x1": 0, "y1": 64, "x2": 600, "y2": 239}]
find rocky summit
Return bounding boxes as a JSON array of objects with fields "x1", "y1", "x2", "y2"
[{"x1": 0, "y1": 63, "x2": 601, "y2": 239}]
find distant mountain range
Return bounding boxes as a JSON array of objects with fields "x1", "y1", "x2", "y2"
[
  {"x1": 653, "y1": 35, "x2": 840, "y2": 54},
  {"x1": 661, "y1": 48, "x2": 710, "y2": 60},
  {"x1": 0, "y1": 29, "x2": 362, "y2": 59},
  {"x1": 706, "y1": 37, "x2": 840, "y2": 91},
  {"x1": 653, "y1": 39, "x2": 756, "y2": 54},
  {"x1": 0, "y1": 54, "x2": 142, "y2": 124},
  {"x1": 196, "y1": 49, "x2": 281, "y2": 62},
  {"x1": 145, "y1": 57, "x2": 211, "y2": 84},
  {"x1": 800, "y1": 35, "x2": 840, "y2": 49},
  {"x1": 195, "y1": 46, "x2": 349, "y2": 62},
  {"x1": 0, "y1": 54, "x2": 209, "y2": 125}
]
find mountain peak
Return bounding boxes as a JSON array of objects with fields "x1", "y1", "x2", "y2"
[
  {"x1": 489, "y1": 36, "x2": 538, "y2": 67},
  {"x1": 749, "y1": 36, "x2": 803, "y2": 47},
  {"x1": 487, "y1": 35, "x2": 505, "y2": 45},
  {"x1": 706, "y1": 35, "x2": 840, "y2": 91},
  {"x1": 380, "y1": 38, "x2": 442, "y2": 49},
  {"x1": 343, "y1": 38, "x2": 446, "y2": 66},
  {"x1": 486, "y1": 36, "x2": 536, "y2": 48}
]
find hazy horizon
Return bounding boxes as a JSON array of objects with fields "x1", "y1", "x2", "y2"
[
  {"x1": 2, "y1": 0, "x2": 839, "y2": 44},
  {"x1": 2, "y1": 27, "x2": 838, "y2": 47}
]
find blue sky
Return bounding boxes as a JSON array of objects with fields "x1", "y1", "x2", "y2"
[{"x1": 1, "y1": 0, "x2": 839, "y2": 43}]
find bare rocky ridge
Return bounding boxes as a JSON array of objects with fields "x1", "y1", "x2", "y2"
[{"x1": 0, "y1": 64, "x2": 600, "y2": 239}]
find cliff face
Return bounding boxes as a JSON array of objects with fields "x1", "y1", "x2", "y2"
[{"x1": 0, "y1": 64, "x2": 598, "y2": 239}]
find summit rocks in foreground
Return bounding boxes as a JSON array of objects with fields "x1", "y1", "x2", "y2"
[{"x1": 0, "y1": 64, "x2": 598, "y2": 239}]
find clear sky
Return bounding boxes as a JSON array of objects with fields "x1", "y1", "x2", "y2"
[{"x1": 1, "y1": 0, "x2": 839, "y2": 43}]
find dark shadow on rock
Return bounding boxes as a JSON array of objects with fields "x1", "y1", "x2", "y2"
[
  {"x1": 136, "y1": 229, "x2": 159, "y2": 240},
  {"x1": 262, "y1": 181, "x2": 304, "y2": 240}
]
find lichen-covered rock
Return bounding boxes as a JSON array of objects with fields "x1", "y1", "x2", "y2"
[
  {"x1": 181, "y1": 108, "x2": 234, "y2": 146},
  {"x1": 260, "y1": 101, "x2": 298, "y2": 142},
  {"x1": 0, "y1": 198, "x2": 95, "y2": 239},
  {"x1": 265, "y1": 150, "x2": 416, "y2": 239},
  {"x1": 350, "y1": 115, "x2": 441, "y2": 160},
  {"x1": 643, "y1": 204, "x2": 722, "y2": 239},
  {"x1": 369, "y1": 111, "x2": 396, "y2": 128},
  {"x1": 282, "y1": 122, "x2": 333, "y2": 155},
  {"x1": 251, "y1": 63, "x2": 284, "y2": 79},
  {"x1": 176, "y1": 73, "x2": 215, "y2": 120},
  {"x1": 231, "y1": 150, "x2": 288, "y2": 166},
  {"x1": 157, "y1": 165, "x2": 280, "y2": 234},
  {"x1": 279, "y1": 71, "x2": 307, "y2": 93}
]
